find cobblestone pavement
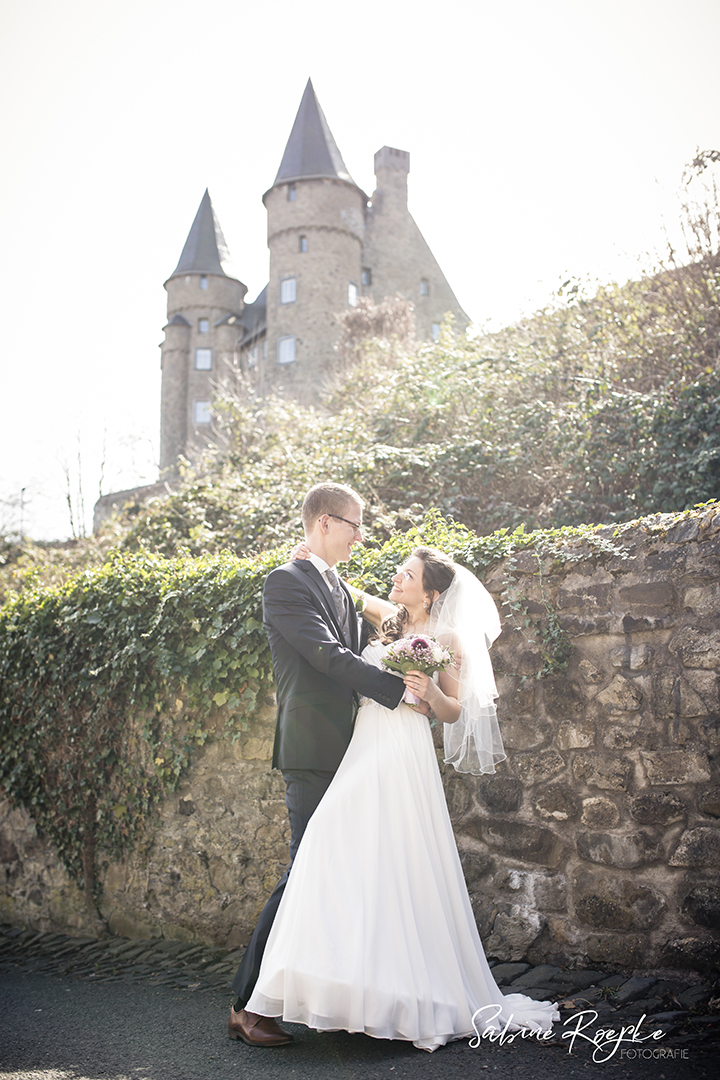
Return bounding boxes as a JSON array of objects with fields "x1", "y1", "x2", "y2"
[{"x1": 1, "y1": 923, "x2": 718, "y2": 1077}]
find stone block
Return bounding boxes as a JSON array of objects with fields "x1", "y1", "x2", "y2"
[
  {"x1": 556, "y1": 581, "x2": 613, "y2": 613},
  {"x1": 681, "y1": 884, "x2": 720, "y2": 929},
  {"x1": 683, "y1": 669, "x2": 720, "y2": 712},
  {"x1": 475, "y1": 819, "x2": 566, "y2": 868},
  {"x1": 557, "y1": 718, "x2": 596, "y2": 749},
  {"x1": 511, "y1": 750, "x2": 567, "y2": 787},
  {"x1": 576, "y1": 830, "x2": 661, "y2": 868},
  {"x1": 542, "y1": 678, "x2": 585, "y2": 719},
  {"x1": 106, "y1": 909, "x2": 159, "y2": 940},
  {"x1": 443, "y1": 773, "x2": 474, "y2": 818},
  {"x1": 586, "y1": 933, "x2": 644, "y2": 969},
  {"x1": 485, "y1": 908, "x2": 545, "y2": 961},
  {"x1": 668, "y1": 827, "x2": 720, "y2": 869},
  {"x1": 618, "y1": 581, "x2": 676, "y2": 610},
  {"x1": 595, "y1": 675, "x2": 643, "y2": 713},
  {"x1": 476, "y1": 775, "x2": 523, "y2": 813},
  {"x1": 458, "y1": 847, "x2": 495, "y2": 889},
  {"x1": 500, "y1": 681, "x2": 536, "y2": 716},
  {"x1": 581, "y1": 796, "x2": 620, "y2": 828},
  {"x1": 610, "y1": 645, "x2": 654, "y2": 670},
  {"x1": 533, "y1": 874, "x2": 567, "y2": 911},
  {"x1": 443, "y1": 773, "x2": 474, "y2": 819},
  {"x1": 673, "y1": 676, "x2": 712, "y2": 718},
  {"x1": 630, "y1": 791, "x2": 686, "y2": 825},
  {"x1": 601, "y1": 718, "x2": 644, "y2": 751},
  {"x1": 578, "y1": 659, "x2": 604, "y2": 684},
  {"x1": 573, "y1": 874, "x2": 666, "y2": 931},
  {"x1": 534, "y1": 783, "x2": 579, "y2": 822},
  {"x1": 684, "y1": 582, "x2": 720, "y2": 618},
  {"x1": 698, "y1": 786, "x2": 720, "y2": 817},
  {"x1": 572, "y1": 753, "x2": 633, "y2": 791},
  {"x1": 498, "y1": 718, "x2": 551, "y2": 751},
  {"x1": 669, "y1": 627, "x2": 720, "y2": 669},
  {"x1": 640, "y1": 749, "x2": 711, "y2": 785},
  {"x1": 660, "y1": 936, "x2": 720, "y2": 973}
]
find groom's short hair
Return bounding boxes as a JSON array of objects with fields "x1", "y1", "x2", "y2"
[{"x1": 302, "y1": 483, "x2": 364, "y2": 533}]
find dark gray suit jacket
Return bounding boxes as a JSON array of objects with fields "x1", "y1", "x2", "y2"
[{"x1": 264, "y1": 560, "x2": 404, "y2": 772}]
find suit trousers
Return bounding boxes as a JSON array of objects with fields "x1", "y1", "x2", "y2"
[{"x1": 230, "y1": 768, "x2": 334, "y2": 1004}]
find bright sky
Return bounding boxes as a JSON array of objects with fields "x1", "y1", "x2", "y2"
[{"x1": 1, "y1": 0, "x2": 719, "y2": 540}]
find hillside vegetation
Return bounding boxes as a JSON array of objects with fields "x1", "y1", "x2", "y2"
[{"x1": 1, "y1": 153, "x2": 718, "y2": 592}]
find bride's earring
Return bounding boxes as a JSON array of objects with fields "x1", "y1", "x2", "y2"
[{"x1": 423, "y1": 599, "x2": 430, "y2": 610}]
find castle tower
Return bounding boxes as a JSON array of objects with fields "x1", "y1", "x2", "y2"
[
  {"x1": 160, "y1": 190, "x2": 246, "y2": 471},
  {"x1": 262, "y1": 79, "x2": 367, "y2": 399},
  {"x1": 362, "y1": 146, "x2": 469, "y2": 340}
]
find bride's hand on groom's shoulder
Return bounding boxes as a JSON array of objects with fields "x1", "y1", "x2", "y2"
[{"x1": 290, "y1": 541, "x2": 311, "y2": 561}]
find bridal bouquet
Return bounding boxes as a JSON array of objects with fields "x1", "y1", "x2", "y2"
[{"x1": 382, "y1": 635, "x2": 455, "y2": 706}]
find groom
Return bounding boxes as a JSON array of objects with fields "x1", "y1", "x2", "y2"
[{"x1": 229, "y1": 482, "x2": 405, "y2": 1046}]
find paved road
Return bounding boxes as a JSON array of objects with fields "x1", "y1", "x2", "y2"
[{"x1": 0, "y1": 966, "x2": 714, "y2": 1080}]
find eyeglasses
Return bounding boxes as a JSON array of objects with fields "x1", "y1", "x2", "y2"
[
  {"x1": 394, "y1": 567, "x2": 413, "y2": 580},
  {"x1": 327, "y1": 514, "x2": 363, "y2": 536}
]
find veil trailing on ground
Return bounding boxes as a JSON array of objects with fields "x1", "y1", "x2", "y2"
[{"x1": 428, "y1": 564, "x2": 506, "y2": 775}]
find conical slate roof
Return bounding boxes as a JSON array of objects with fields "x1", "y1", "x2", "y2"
[
  {"x1": 273, "y1": 79, "x2": 357, "y2": 188},
  {"x1": 168, "y1": 189, "x2": 238, "y2": 280}
]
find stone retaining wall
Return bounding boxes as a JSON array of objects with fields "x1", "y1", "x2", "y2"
[{"x1": 1, "y1": 506, "x2": 719, "y2": 973}]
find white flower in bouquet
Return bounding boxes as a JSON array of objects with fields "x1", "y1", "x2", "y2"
[{"x1": 382, "y1": 635, "x2": 455, "y2": 706}]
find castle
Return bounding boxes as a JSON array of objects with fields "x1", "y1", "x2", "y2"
[{"x1": 159, "y1": 79, "x2": 469, "y2": 472}]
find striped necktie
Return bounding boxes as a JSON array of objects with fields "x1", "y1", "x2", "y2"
[{"x1": 326, "y1": 568, "x2": 351, "y2": 644}]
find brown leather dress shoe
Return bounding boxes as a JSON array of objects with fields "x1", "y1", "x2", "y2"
[{"x1": 228, "y1": 1007, "x2": 294, "y2": 1046}]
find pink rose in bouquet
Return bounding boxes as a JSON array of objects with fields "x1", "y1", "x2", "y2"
[{"x1": 382, "y1": 635, "x2": 455, "y2": 706}]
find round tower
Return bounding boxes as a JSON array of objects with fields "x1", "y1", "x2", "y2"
[
  {"x1": 263, "y1": 79, "x2": 366, "y2": 400},
  {"x1": 160, "y1": 191, "x2": 246, "y2": 472}
]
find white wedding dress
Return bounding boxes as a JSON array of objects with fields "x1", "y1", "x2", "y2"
[{"x1": 246, "y1": 641, "x2": 559, "y2": 1051}]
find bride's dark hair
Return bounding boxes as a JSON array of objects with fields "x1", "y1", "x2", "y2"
[{"x1": 381, "y1": 547, "x2": 456, "y2": 642}]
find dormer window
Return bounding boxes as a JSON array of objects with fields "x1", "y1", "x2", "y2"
[
  {"x1": 288, "y1": 185, "x2": 297, "y2": 202},
  {"x1": 420, "y1": 278, "x2": 429, "y2": 296},
  {"x1": 198, "y1": 318, "x2": 209, "y2": 333},
  {"x1": 200, "y1": 276, "x2": 208, "y2": 289},
  {"x1": 280, "y1": 277, "x2": 297, "y2": 304}
]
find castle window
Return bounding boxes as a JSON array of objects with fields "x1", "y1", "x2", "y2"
[
  {"x1": 420, "y1": 278, "x2": 429, "y2": 296},
  {"x1": 195, "y1": 348, "x2": 212, "y2": 370},
  {"x1": 361, "y1": 267, "x2": 372, "y2": 287},
  {"x1": 248, "y1": 344, "x2": 258, "y2": 369},
  {"x1": 200, "y1": 276, "x2": 208, "y2": 289},
  {"x1": 262, "y1": 339, "x2": 267, "y2": 359},
  {"x1": 280, "y1": 277, "x2": 297, "y2": 304},
  {"x1": 277, "y1": 336, "x2": 296, "y2": 365},
  {"x1": 198, "y1": 318, "x2": 209, "y2": 333},
  {"x1": 299, "y1": 235, "x2": 307, "y2": 253},
  {"x1": 195, "y1": 401, "x2": 212, "y2": 424},
  {"x1": 288, "y1": 185, "x2": 297, "y2": 202},
  {"x1": 432, "y1": 323, "x2": 441, "y2": 341},
  {"x1": 348, "y1": 281, "x2": 359, "y2": 307}
]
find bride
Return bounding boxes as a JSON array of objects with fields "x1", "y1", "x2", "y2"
[{"x1": 244, "y1": 546, "x2": 559, "y2": 1051}]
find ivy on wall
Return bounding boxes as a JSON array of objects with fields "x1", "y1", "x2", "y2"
[{"x1": 0, "y1": 511, "x2": 626, "y2": 912}]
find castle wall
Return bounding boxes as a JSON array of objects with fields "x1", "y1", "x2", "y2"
[
  {"x1": 2, "y1": 507, "x2": 719, "y2": 973},
  {"x1": 263, "y1": 179, "x2": 364, "y2": 400},
  {"x1": 362, "y1": 148, "x2": 470, "y2": 340},
  {"x1": 160, "y1": 273, "x2": 245, "y2": 469}
]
